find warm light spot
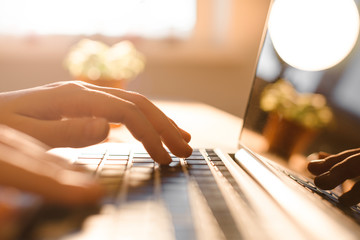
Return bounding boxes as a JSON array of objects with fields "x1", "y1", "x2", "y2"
[
  {"x1": 269, "y1": 0, "x2": 360, "y2": 71},
  {"x1": 0, "y1": 0, "x2": 196, "y2": 38}
]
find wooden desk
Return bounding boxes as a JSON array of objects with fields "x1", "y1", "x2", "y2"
[{"x1": 108, "y1": 100, "x2": 243, "y2": 153}]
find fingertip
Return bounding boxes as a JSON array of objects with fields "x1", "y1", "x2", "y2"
[
  {"x1": 146, "y1": 146, "x2": 172, "y2": 165},
  {"x1": 181, "y1": 130, "x2": 192, "y2": 143},
  {"x1": 182, "y1": 144, "x2": 193, "y2": 158},
  {"x1": 307, "y1": 159, "x2": 325, "y2": 175},
  {"x1": 314, "y1": 172, "x2": 334, "y2": 190},
  {"x1": 157, "y1": 151, "x2": 172, "y2": 165},
  {"x1": 171, "y1": 142, "x2": 193, "y2": 159}
]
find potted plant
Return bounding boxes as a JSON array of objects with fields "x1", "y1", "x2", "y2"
[
  {"x1": 260, "y1": 79, "x2": 333, "y2": 158},
  {"x1": 64, "y1": 39, "x2": 145, "y2": 89}
]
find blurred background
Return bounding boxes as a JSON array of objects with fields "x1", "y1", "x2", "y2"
[
  {"x1": 0, "y1": 0, "x2": 269, "y2": 117},
  {"x1": 1, "y1": 0, "x2": 360, "y2": 160}
]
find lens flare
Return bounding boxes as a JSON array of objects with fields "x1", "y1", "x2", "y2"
[{"x1": 269, "y1": 0, "x2": 360, "y2": 71}]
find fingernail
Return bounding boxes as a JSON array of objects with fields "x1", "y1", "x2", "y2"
[
  {"x1": 309, "y1": 159, "x2": 325, "y2": 165},
  {"x1": 308, "y1": 160, "x2": 320, "y2": 169}
]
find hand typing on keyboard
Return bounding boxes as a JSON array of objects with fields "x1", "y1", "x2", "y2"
[
  {"x1": 0, "y1": 81, "x2": 192, "y2": 164},
  {"x1": 0, "y1": 81, "x2": 192, "y2": 206},
  {"x1": 0, "y1": 125, "x2": 103, "y2": 205},
  {"x1": 308, "y1": 148, "x2": 360, "y2": 206}
]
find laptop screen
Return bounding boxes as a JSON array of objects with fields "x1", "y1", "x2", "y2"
[{"x1": 240, "y1": 1, "x2": 360, "y2": 168}]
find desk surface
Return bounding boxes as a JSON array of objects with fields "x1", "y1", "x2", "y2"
[{"x1": 108, "y1": 100, "x2": 243, "y2": 153}]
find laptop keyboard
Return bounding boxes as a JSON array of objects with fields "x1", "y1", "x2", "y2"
[
  {"x1": 74, "y1": 148, "x2": 243, "y2": 240},
  {"x1": 278, "y1": 167, "x2": 360, "y2": 223}
]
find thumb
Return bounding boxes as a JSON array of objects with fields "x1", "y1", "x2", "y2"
[{"x1": 18, "y1": 117, "x2": 110, "y2": 148}]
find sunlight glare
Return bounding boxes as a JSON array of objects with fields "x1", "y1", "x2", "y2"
[
  {"x1": 0, "y1": 0, "x2": 196, "y2": 38},
  {"x1": 268, "y1": 0, "x2": 360, "y2": 71}
]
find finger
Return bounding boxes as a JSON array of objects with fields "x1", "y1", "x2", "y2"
[
  {"x1": 48, "y1": 82, "x2": 191, "y2": 158},
  {"x1": 0, "y1": 124, "x2": 50, "y2": 151},
  {"x1": 13, "y1": 116, "x2": 110, "y2": 148},
  {"x1": 113, "y1": 102, "x2": 173, "y2": 164},
  {"x1": 75, "y1": 83, "x2": 192, "y2": 157},
  {"x1": 308, "y1": 148, "x2": 360, "y2": 176},
  {"x1": 168, "y1": 118, "x2": 191, "y2": 143},
  {"x1": 14, "y1": 82, "x2": 188, "y2": 162},
  {"x1": 339, "y1": 181, "x2": 360, "y2": 206},
  {"x1": 0, "y1": 124, "x2": 95, "y2": 178},
  {"x1": 314, "y1": 153, "x2": 360, "y2": 189},
  {"x1": 0, "y1": 125, "x2": 77, "y2": 170},
  {"x1": 0, "y1": 129, "x2": 82, "y2": 172},
  {"x1": 0, "y1": 144, "x2": 103, "y2": 205},
  {"x1": 307, "y1": 152, "x2": 329, "y2": 175},
  {"x1": 51, "y1": 88, "x2": 172, "y2": 163},
  {"x1": 52, "y1": 81, "x2": 191, "y2": 142},
  {"x1": 81, "y1": 81, "x2": 192, "y2": 141}
]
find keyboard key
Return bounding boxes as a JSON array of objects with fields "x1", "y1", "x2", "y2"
[
  {"x1": 211, "y1": 161, "x2": 225, "y2": 166},
  {"x1": 209, "y1": 156, "x2": 222, "y2": 161},
  {"x1": 132, "y1": 158, "x2": 154, "y2": 163},
  {"x1": 188, "y1": 164, "x2": 210, "y2": 170},
  {"x1": 132, "y1": 162, "x2": 154, "y2": 168},
  {"x1": 130, "y1": 167, "x2": 154, "y2": 174},
  {"x1": 190, "y1": 150, "x2": 202, "y2": 156},
  {"x1": 102, "y1": 164, "x2": 127, "y2": 170},
  {"x1": 133, "y1": 153, "x2": 151, "y2": 158},
  {"x1": 215, "y1": 166, "x2": 228, "y2": 171},
  {"x1": 106, "y1": 155, "x2": 129, "y2": 160},
  {"x1": 188, "y1": 169, "x2": 213, "y2": 176},
  {"x1": 186, "y1": 156, "x2": 206, "y2": 160},
  {"x1": 104, "y1": 160, "x2": 128, "y2": 165},
  {"x1": 185, "y1": 160, "x2": 207, "y2": 165}
]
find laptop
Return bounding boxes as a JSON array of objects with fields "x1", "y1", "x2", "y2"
[{"x1": 10, "y1": 0, "x2": 360, "y2": 239}]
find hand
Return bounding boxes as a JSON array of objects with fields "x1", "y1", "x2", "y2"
[
  {"x1": 308, "y1": 148, "x2": 360, "y2": 206},
  {"x1": 0, "y1": 81, "x2": 192, "y2": 164},
  {"x1": 0, "y1": 125, "x2": 103, "y2": 205}
]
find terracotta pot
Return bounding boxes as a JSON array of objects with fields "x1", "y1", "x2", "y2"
[
  {"x1": 77, "y1": 77, "x2": 127, "y2": 89},
  {"x1": 263, "y1": 113, "x2": 317, "y2": 159}
]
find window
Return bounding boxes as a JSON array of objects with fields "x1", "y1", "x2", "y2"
[{"x1": 0, "y1": 0, "x2": 197, "y2": 38}]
